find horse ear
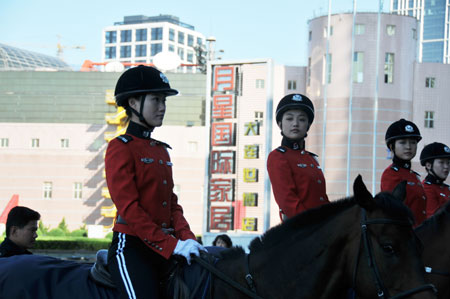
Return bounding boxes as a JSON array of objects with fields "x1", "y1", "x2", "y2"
[
  {"x1": 391, "y1": 180, "x2": 407, "y2": 202},
  {"x1": 353, "y1": 175, "x2": 376, "y2": 210}
]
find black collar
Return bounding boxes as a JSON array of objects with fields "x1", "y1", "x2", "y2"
[
  {"x1": 425, "y1": 174, "x2": 446, "y2": 185},
  {"x1": 0, "y1": 238, "x2": 32, "y2": 257},
  {"x1": 126, "y1": 121, "x2": 154, "y2": 139},
  {"x1": 281, "y1": 137, "x2": 305, "y2": 151},
  {"x1": 392, "y1": 156, "x2": 411, "y2": 170}
]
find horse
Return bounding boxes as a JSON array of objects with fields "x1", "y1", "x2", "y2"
[
  {"x1": 415, "y1": 201, "x2": 450, "y2": 299},
  {"x1": 0, "y1": 176, "x2": 437, "y2": 299},
  {"x1": 207, "y1": 175, "x2": 436, "y2": 299}
]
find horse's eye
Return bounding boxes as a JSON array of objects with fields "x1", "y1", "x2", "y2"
[{"x1": 382, "y1": 244, "x2": 395, "y2": 254}]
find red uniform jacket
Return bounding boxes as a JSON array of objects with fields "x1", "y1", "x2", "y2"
[
  {"x1": 105, "y1": 122, "x2": 195, "y2": 259},
  {"x1": 423, "y1": 174, "x2": 450, "y2": 218},
  {"x1": 267, "y1": 145, "x2": 329, "y2": 220},
  {"x1": 380, "y1": 163, "x2": 427, "y2": 225}
]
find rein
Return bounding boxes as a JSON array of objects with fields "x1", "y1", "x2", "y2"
[
  {"x1": 425, "y1": 266, "x2": 450, "y2": 277},
  {"x1": 193, "y1": 255, "x2": 264, "y2": 299},
  {"x1": 352, "y1": 208, "x2": 437, "y2": 299}
]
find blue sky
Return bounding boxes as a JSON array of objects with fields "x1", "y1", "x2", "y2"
[{"x1": 0, "y1": 0, "x2": 388, "y2": 70}]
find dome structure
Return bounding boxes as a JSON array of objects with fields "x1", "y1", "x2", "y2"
[{"x1": 0, "y1": 43, "x2": 71, "y2": 71}]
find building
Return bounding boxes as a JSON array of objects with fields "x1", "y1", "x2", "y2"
[
  {"x1": 0, "y1": 43, "x2": 71, "y2": 71},
  {"x1": 391, "y1": 0, "x2": 450, "y2": 63},
  {"x1": 102, "y1": 15, "x2": 206, "y2": 73},
  {"x1": 0, "y1": 69, "x2": 207, "y2": 235}
]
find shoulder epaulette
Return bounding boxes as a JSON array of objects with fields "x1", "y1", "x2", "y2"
[
  {"x1": 276, "y1": 146, "x2": 287, "y2": 153},
  {"x1": 117, "y1": 135, "x2": 133, "y2": 144},
  {"x1": 305, "y1": 151, "x2": 318, "y2": 157},
  {"x1": 154, "y1": 139, "x2": 172, "y2": 149},
  {"x1": 390, "y1": 165, "x2": 399, "y2": 172}
]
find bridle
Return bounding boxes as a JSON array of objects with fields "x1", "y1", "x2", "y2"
[{"x1": 352, "y1": 208, "x2": 437, "y2": 298}]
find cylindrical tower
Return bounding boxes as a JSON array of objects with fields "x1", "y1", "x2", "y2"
[{"x1": 307, "y1": 13, "x2": 418, "y2": 198}]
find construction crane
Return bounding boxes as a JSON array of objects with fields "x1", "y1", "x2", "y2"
[{"x1": 56, "y1": 35, "x2": 85, "y2": 60}]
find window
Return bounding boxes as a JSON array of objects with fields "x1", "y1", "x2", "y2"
[
  {"x1": 136, "y1": 29, "x2": 147, "y2": 42},
  {"x1": 187, "y1": 51, "x2": 194, "y2": 63},
  {"x1": 353, "y1": 52, "x2": 364, "y2": 83},
  {"x1": 308, "y1": 31, "x2": 312, "y2": 41},
  {"x1": 105, "y1": 47, "x2": 116, "y2": 59},
  {"x1": 168, "y1": 44, "x2": 175, "y2": 52},
  {"x1": 412, "y1": 28, "x2": 417, "y2": 40},
  {"x1": 151, "y1": 44, "x2": 162, "y2": 56},
  {"x1": 323, "y1": 26, "x2": 333, "y2": 38},
  {"x1": 178, "y1": 47, "x2": 184, "y2": 60},
  {"x1": 43, "y1": 182, "x2": 52, "y2": 199},
  {"x1": 424, "y1": 111, "x2": 434, "y2": 128},
  {"x1": 178, "y1": 32, "x2": 185, "y2": 45},
  {"x1": 0, "y1": 138, "x2": 8, "y2": 147},
  {"x1": 386, "y1": 25, "x2": 396, "y2": 36},
  {"x1": 255, "y1": 112, "x2": 263, "y2": 119},
  {"x1": 60, "y1": 138, "x2": 69, "y2": 148},
  {"x1": 384, "y1": 53, "x2": 394, "y2": 84},
  {"x1": 287, "y1": 80, "x2": 297, "y2": 90},
  {"x1": 197, "y1": 37, "x2": 203, "y2": 46},
  {"x1": 73, "y1": 182, "x2": 82, "y2": 200},
  {"x1": 135, "y1": 44, "x2": 147, "y2": 57},
  {"x1": 120, "y1": 30, "x2": 131, "y2": 42},
  {"x1": 323, "y1": 53, "x2": 332, "y2": 84},
  {"x1": 256, "y1": 79, "x2": 265, "y2": 89},
  {"x1": 355, "y1": 24, "x2": 365, "y2": 35},
  {"x1": 425, "y1": 77, "x2": 435, "y2": 88},
  {"x1": 188, "y1": 34, "x2": 194, "y2": 47},
  {"x1": 151, "y1": 27, "x2": 162, "y2": 40},
  {"x1": 105, "y1": 31, "x2": 117, "y2": 43},
  {"x1": 120, "y1": 46, "x2": 131, "y2": 58},
  {"x1": 31, "y1": 138, "x2": 39, "y2": 148},
  {"x1": 169, "y1": 29, "x2": 175, "y2": 41},
  {"x1": 307, "y1": 57, "x2": 311, "y2": 87}
]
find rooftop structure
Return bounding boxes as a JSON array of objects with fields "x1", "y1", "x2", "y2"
[{"x1": 0, "y1": 43, "x2": 71, "y2": 71}]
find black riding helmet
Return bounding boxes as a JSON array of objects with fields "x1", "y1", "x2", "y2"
[
  {"x1": 275, "y1": 94, "x2": 315, "y2": 125},
  {"x1": 420, "y1": 142, "x2": 450, "y2": 166},
  {"x1": 114, "y1": 65, "x2": 178, "y2": 128},
  {"x1": 115, "y1": 65, "x2": 178, "y2": 107},
  {"x1": 385, "y1": 119, "x2": 422, "y2": 148}
]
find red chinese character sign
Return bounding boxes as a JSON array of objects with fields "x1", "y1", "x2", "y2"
[
  {"x1": 211, "y1": 123, "x2": 234, "y2": 146},
  {"x1": 213, "y1": 66, "x2": 235, "y2": 91},
  {"x1": 211, "y1": 151, "x2": 235, "y2": 174},
  {"x1": 212, "y1": 95, "x2": 235, "y2": 119}
]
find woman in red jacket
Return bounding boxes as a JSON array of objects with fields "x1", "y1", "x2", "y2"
[
  {"x1": 267, "y1": 94, "x2": 329, "y2": 221},
  {"x1": 419, "y1": 142, "x2": 450, "y2": 218},
  {"x1": 105, "y1": 66, "x2": 204, "y2": 299},
  {"x1": 380, "y1": 119, "x2": 427, "y2": 226}
]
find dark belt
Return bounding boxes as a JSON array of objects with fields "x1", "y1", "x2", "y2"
[{"x1": 116, "y1": 215, "x2": 127, "y2": 225}]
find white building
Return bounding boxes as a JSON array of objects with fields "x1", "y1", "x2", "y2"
[{"x1": 102, "y1": 15, "x2": 206, "y2": 72}]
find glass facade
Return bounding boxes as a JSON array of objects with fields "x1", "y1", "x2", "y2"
[
  {"x1": 120, "y1": 45, "x2": 131, "y2": 58},
  {"x1": 120, "y1": 30, "x2": 132, "y2": 42},
  {"x1": 105, "y1": 31, "x2": 117, "y2": 43},
  {"x1": 0, "y1": 43, "x2": 71, "y2": 71},
  {"x1": 423, "y1": 0, "x2": 446, "y2": 40},
  {"x1": 423, "y1": 42, "x2": 444, "y2": 63},
  {"x1": 135, "y1": 45, "x2": 147, "y2": 57},
  {"x1": 105, "y1": 47, "x2": 116, "y2": 59}
]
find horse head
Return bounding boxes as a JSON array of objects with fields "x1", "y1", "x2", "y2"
[{"x1": 351, "y1": 175, "x2": 436, "y2": 298}]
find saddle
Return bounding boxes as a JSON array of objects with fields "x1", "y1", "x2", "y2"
[{"x1": 89, "y1": 249, "x2": 220, "y2": 299}]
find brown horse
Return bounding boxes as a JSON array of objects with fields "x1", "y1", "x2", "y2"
[
  {"x1": 415, "y1": 201, "x2": 450, "y2": 299},
  {"x1": 208, "y1": 176, "x2": 436, "y2": 299}
]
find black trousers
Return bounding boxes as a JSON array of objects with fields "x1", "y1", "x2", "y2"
[{"x1": 108, "y1": 232, "x2": 170, "y2": 299}]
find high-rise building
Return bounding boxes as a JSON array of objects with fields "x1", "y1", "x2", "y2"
[
  {"x1": 102, "y1": 15, "x2": 205, "y2": 72},
  {"x1": 391, "y1": 0, "x2": 449, "y2": 63}
]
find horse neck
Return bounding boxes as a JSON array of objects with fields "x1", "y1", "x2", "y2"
[
  {"x1": 248, "y1": 205, "x2": 360, "y2": 298},
  {"x1": 416, "y1": 212, "x2": 450, "y2": 265}
]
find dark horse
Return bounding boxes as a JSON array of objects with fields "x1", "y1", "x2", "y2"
[
  {"x1": 415, "y1": 201, "x2": 450, "y2": 299},
  {"x1": 208, "y1": 176, "x2": 436, "y2": 299}
]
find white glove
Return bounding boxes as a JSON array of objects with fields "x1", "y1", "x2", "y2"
[{"x1": 173, "y1": 239, "x2": 206, "y2": 265}]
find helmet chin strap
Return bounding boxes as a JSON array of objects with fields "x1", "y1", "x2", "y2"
[{"x1": 128, "y1": 94, "x2": 154, "y2": 130}]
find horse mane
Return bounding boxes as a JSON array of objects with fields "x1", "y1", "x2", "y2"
[
  {"x1": 416, "y1": 200, "x2": 450, "y2": 232},
  {"x1": 248, "y1": 192, "x2": 413, "y2": 253}
]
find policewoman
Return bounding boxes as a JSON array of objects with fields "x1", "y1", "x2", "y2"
[
  {"x1": 419, "y1": 142, "x2": 450, "y2": 218},
  {"x1": 267, "y1": 94, "x2": 329, "y2": 221},
  {"x1": 381, "y1": 119, "x2": 427, "y2": 225},
  {"x1": 105, "y1": 65, "x2": 204, "y2": 299}
]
